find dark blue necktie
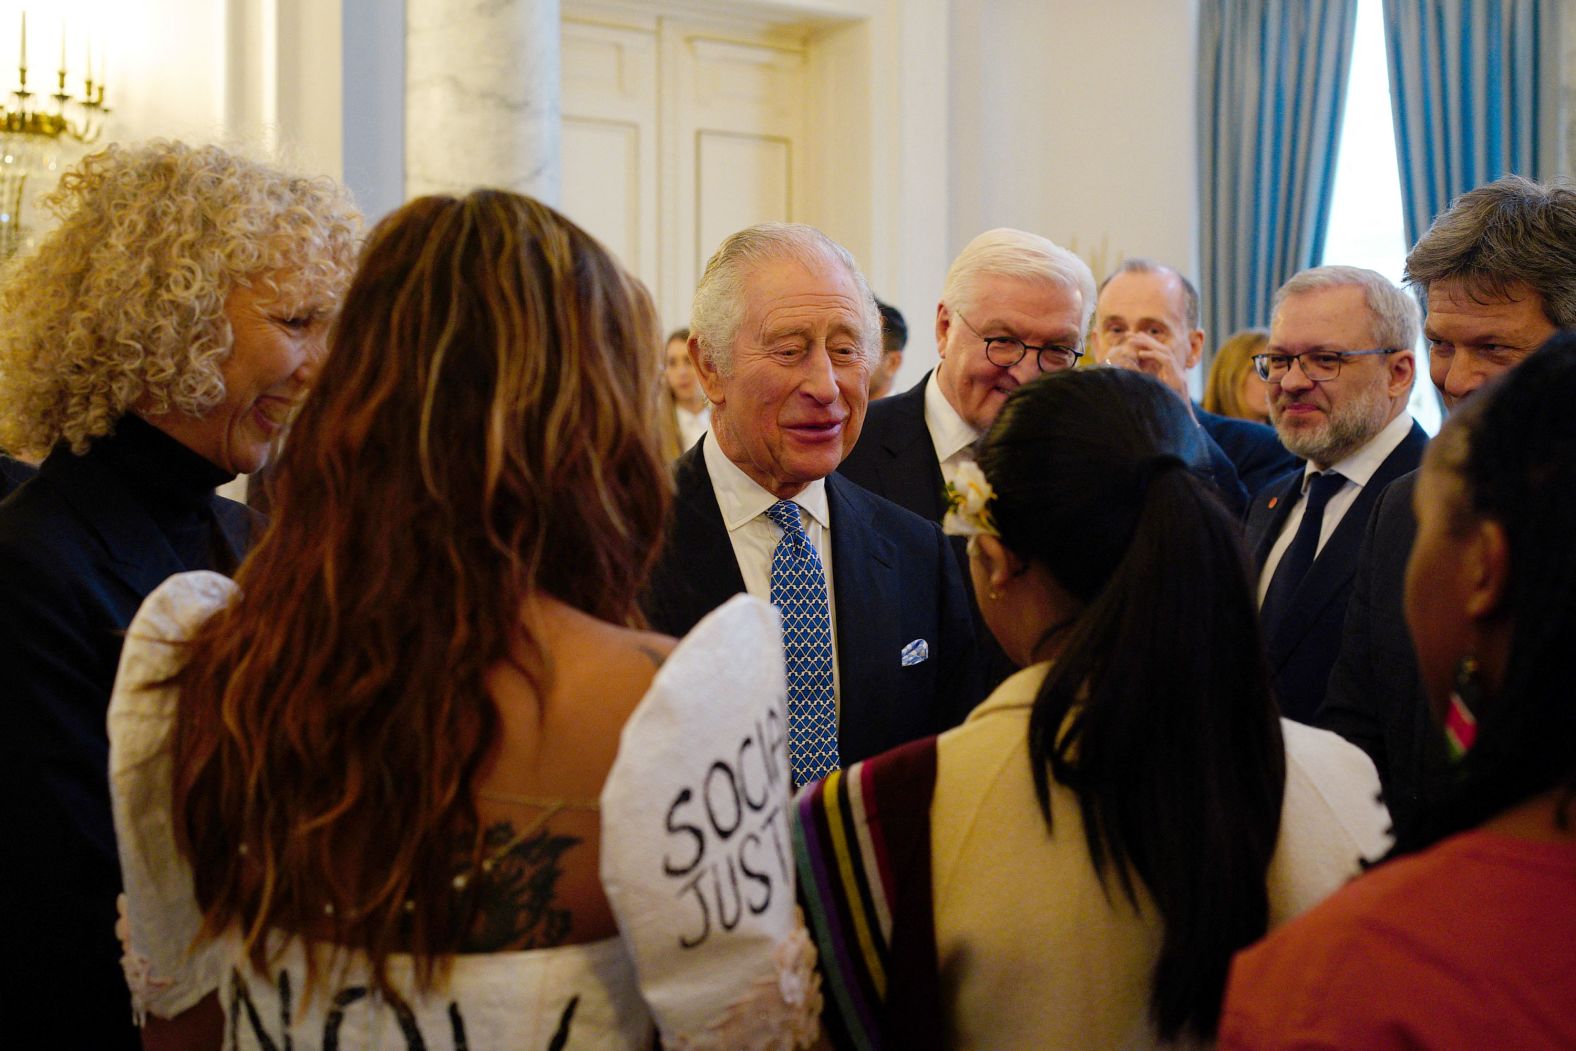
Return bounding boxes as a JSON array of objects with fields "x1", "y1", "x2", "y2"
[
  {"x1": 764, "y1": 499, "x2": 838, "y2": 786},
  {"x1": 1260, "y1": 470, "x2": 1346, "y2": 634}
]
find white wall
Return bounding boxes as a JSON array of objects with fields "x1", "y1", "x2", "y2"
[
  {"x1": 947, "y1": 0, "x2": 1200, "y2": 310},
  {"x1": 76, "y1": 0, "x2": 343, "y2": 180},
  {"x1": 85, "y1": 0, "x2": 1206, "y2": 388}
]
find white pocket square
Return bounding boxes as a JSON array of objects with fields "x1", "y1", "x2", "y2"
[{"x1": 900, "y1": 638, "x2": 930, "y2": 666}]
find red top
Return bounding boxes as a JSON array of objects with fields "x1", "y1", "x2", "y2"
[{"x1": 1219, "y1": 827, "x2": 1576, "y2": 1050}]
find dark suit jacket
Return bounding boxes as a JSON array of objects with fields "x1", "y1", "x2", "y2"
[
  {"x1": 1197, "y1": 407, "x2": 1302, "y2": 498},
  {"x1": 836, "y1": 374, "x2": 944, "y2": 521},
  {"x1": 1316, "y1": 470, "x2": 1450, "y2": 841},
  {"x1": 835, "y1": 374, "x2": 1021, "y2": 688},
  {"x1": 1244, "y1": 421, "x2": 1428, "y2": 724},
  {"x1": 641, "y1": 438, "x2": 981, "y2": 768},
  {"x1": 0, "y1": 436, "x2": 255, "y2": 1049}
]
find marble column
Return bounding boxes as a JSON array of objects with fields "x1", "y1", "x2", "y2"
[{"x1": 405, "y1": 0, "x2": 561, "y2": 203}]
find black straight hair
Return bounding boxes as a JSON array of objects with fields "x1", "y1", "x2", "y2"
[
  {"x1": 977, "y1": 368, "x2": 1286, "y2": 1041},
  {"x1": 1397, "y1": 332, "x2": 1576, "y2": 854}
]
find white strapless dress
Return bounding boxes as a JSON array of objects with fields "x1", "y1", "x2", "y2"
[{"x1": 110, "y1": 572, "x2": 815, "y2": 1050}]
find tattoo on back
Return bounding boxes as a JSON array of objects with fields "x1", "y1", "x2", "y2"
[{"x1": 463, "y1": 821, "x2": 582, "y2": 952}]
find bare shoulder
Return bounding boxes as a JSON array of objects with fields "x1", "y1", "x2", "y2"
[{"x1": 535, "y1": 604, "x2": 678, "y2": 709}]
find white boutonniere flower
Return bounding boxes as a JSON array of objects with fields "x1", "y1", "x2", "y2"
[{"x1": 942, "y1": 461, "x2": 999, "y2": 537}]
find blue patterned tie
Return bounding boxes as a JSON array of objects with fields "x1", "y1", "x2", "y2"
[{"x1": 765, "y1": 499, "x2": 839, "y2": 786}]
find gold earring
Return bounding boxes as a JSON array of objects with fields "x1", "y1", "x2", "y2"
[{"x1": 988, "y1": 588, "x2": 1002, "y2": 601}]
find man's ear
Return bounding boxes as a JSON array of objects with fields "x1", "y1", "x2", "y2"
[
  {"x1": 935, "y1": 301, "x2": 953, "y2": 360},
  {"x1": 1186, "y1": 329, "x2": 1205, "y2": 371},
  {"x1": 690, "y1": 336, "x2": 728, "y2": 406},
  {"x1": 1388, "y1": 349, "x2": 1417, "y2": 400}
]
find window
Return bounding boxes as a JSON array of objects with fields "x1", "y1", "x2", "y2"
[{"x1": 1319, "y1": 0, "x2": 1442, "y2": 434}]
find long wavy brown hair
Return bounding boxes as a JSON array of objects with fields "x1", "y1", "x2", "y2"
[{"x1": 169, "y1": 190, "x2": 669, "y2": 993}]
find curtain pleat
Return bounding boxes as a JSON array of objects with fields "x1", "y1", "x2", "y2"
[
  {"x1": 1384, "y1": 0, "x2": 1549, "y2": 248},
  {"x1": 1198, "y1": 0, "x2": 1359, "y2": 352}
]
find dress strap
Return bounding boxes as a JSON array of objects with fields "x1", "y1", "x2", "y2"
[
  {"x1": 463, "y1": 791, "x2": 601, "y2": 887},
  {"x1": 476, "y1": 789, "x2": 600, "y2": 811}
]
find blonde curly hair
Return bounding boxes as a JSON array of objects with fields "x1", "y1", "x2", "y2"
[{"x1": 0, "y1": 140, "x2": 361, "y2": 456}]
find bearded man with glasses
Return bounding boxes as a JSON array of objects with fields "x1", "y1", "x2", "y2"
[{"x1": 1243, "y1": 265, "x2": 1428, "y2": 726}]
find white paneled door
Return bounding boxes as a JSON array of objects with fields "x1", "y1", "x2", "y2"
[{"x1": 561, "y1": 7, "x2": 809, "y2": 331}]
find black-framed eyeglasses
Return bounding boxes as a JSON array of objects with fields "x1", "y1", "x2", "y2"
[
  {"x1": 1251, "y1": 348, "x2": 1395, "y2": 382},
  {"x1": 954, "y1": 309, "x2": 1083, "y2": 372}
]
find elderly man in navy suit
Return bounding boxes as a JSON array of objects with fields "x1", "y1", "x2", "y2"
[
  {"x1": 1089, "y1": 258, "x2": 1300, "y2": 502},
  {"x1": 1319, "y1": 176, "x2": 1576, "y2": 839},
  {"x1": 642, "y1": 223, "x2": 979, "y2": 785},
  {"x1": 1244, "y1": 265, "x2": 1427, "y2": 725}
]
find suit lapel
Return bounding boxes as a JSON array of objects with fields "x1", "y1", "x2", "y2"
[
  {"x1": 644, "y1": 438, "x2": 747, "y2": 634},
  {"x1": 825, "y1": 474, "x2": 898, "y2": 754},
  {"x1": 876, "y1": 376, "x2": 947, "y2": 521},
  {"x1": 1245, "y1": 470, "x2": 1304, "y2": 569},
  {"x1": 1265, "y1": 423, "x2": 1429, "y2": 663}
]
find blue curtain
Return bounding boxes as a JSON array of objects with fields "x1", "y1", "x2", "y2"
[
  {"x1": 1198, "y1": 0, "x2": 1359, "y2": 347},
  {"x1": 1384, "y1": 0, "x2": 1552, "y2": 247}
]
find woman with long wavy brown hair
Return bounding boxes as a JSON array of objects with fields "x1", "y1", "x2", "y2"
[{"x1": 109, "y1": 191, "x2": 820, "y2": 1049}]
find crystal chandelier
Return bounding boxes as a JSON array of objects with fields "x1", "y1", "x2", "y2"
[{"x1": 1, "y1": 11, "x2": 109, "y2": 258}]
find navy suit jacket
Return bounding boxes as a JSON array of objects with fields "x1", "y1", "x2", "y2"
[
  {"x1": 835, "y1": 374, "x2": 1020, "y2": 688},
  {"x1": 841, "y1": 374, "x2": 1259, "y2": 514},
  {"x1": 1316, "y1": 470, "x2": 1450, "y2": 840},
  {"x1": 0, "y1": 443, "x2": 256, "y2": 1048},
  {"x1": 836, "y1": 374, "x2": 945, "y2": 521},
  {"x1": 641, "y1": 438, "x2": 981, "y2": 768},
  {"x1": 1197, "y1": 407, "x2": 1302, "y2": 498},
  {"x1": 1243, "y1": 421, "x2": 1428, "y2": 724}
]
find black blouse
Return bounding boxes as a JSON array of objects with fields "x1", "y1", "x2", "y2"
[{"x1": 0, "y1": 415, "x2": 257, "y2": 1049}]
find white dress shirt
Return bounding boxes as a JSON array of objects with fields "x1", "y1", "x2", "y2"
[
  {"x1": 1258, "y1": 411, "x2": 1416, "y2": 604},
  {"x1": 703, "y1": 435, "x2": 841, "y2": 703},
  {"x1": 924, "y1": 371, "x2": 983, "y2": 486},
  {"x1": 675, "y1": 403, "x2": 710, "y2": 452}
]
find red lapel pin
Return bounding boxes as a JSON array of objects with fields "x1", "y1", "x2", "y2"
[{"x1": 1268, "y1": 496, "x2": 1279, "y2": 509}]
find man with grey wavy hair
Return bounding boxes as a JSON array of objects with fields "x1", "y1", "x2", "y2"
[
  {"x1": 643, "y1": 222, "x2": 979, "y2": 784},
  {"x1": 1320, "y1": 174, "x2": 1576, "y2": 840},
  {"x1": 1243, "y1": 264, "x2": 1427, "y2": 726},
  {"x1": 1405, "y1": 173, "x2": 1576, "y2": 407}
]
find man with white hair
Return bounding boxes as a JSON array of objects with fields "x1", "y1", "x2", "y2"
[
  {"x1": 839, "y1": 228, "x2": 1095, "y2": 521},
  {"x1": 837, "y1": 228, "x2": 1094, "y2": 689},
  {"x1": 1243, "y1": 265, "x2": 1427, "y2": 724},
  {"x1": 641, "y1": 223, "x2": 979, "y2": 785}
]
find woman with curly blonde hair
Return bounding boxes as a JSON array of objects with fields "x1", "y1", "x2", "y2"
[{"x1": 0, "y1": 140, "x2": 359, "y2": 1049}]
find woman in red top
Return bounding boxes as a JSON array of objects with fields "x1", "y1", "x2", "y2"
[{"x1": 1218, "y1": 333, "x2": 1576, "y2": 1050}]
